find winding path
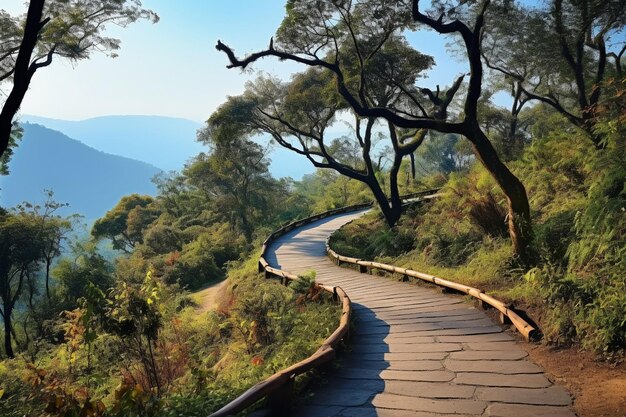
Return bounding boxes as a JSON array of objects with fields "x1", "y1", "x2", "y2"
[{"x1": 266, "y1": 210, "x2": 576, "y2": 417}]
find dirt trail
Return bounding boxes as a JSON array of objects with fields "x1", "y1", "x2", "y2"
[
  {"x1": 522, "y1": 343, "x2": 626, "y2": 417},
  {"x1": 193, "y1": 280, "x2": 228, "y2": 312}
]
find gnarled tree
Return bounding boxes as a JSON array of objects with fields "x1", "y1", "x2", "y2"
[
  {"x1": 216, "y1": 0, "x2": 534, "y2": 261},
  {"x1": 209, "y1": 33, "x2": 449, "y2": 227},
  {"x1": 482, "y1": 0, "x2": 626, "y2": 148}
]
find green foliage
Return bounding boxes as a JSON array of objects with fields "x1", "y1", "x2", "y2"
[
  {"x1": 53, "y1": 247, "x2": 114, "y2": 311},
  {"x1": 92, "y1": 195, "x2": 158, "y2": 253},
  {"x1": 415, "y1": 133, "x2": 472, "y2": 176},
  {"x1": 0, "y1": 124, "x2": 22, "y2": 175},
  {"x1": 525, "y1": 266, "x2": 626, "y2": 352},
  {"x1": 329, "y1": 97, "x2": 626, "y2": 354},
  {"x1": 0, "y1": 359, "x2": 45, "y2": 417}
]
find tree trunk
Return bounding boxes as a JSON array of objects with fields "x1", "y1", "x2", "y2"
[
  {"x1": 4, "y1": 306, "x2": 14, "y2": 358},
  {"x1": 365, "y1": 174, "x2": 401, "y2": 228},
  {"x1": 45, "y1": 258, "x2": 51, "y2": 299},
  {"x1": 0, "y1": 0, "x2": 46, "y2": 159},
  {"x1": 466, "y1": 123, "x2": 533, "y2": 263}
]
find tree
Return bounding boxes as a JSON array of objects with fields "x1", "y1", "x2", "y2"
[
  {"x1": 210, "y1": 33, "x2": 458, "y2": 227},
  {"x1": 216, "y1": 0, "x2": 534, "y2": 261},
  {"x1": 19, "y1": 191, "x2": 73, "y2": 299},
  {"x1": 0, "y1": 124, "x2": 22, "y2": 175},
  {"x1": 92, "y1": 195, "x2": 158, "y2": 253},
  {"x1": 188, "y1": 131, "x2": 275, "y2": 241},
  {"x1": 0, "y1": 209, "x2": 45, "y2": 358},
  {"x1": 482, "y1": 0, "x2": 626, "y2": 147},
  {"x1": 53, "y1": 243, "x2": 113, "y2": 311},
  {"x1": 0, "y1": 0, "x2": 158, "y2": 164}
]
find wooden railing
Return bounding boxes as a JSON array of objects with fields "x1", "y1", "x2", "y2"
[
  {"x1": 325, "y1": 229, "x2": 539, "y2": 342},
  {"x1": 209, "y1": 189, "x2": 440, "y2": 416}
]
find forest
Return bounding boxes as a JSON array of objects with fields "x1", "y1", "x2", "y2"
[{"x1": 0, "y1": 0, "x2": 625, "y2": 416}]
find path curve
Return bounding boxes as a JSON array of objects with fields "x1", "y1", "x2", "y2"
[{"x1": 267, "y1": 210, "x2": 576, "y2": 417}]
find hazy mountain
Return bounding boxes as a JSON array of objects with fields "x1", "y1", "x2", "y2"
[
  {"x1": 0, "y1": 123, "x2": 161, "y2": 224},
  {"x1": 22, "y1": 115, "x2": 204, "y2": 172},
  {"x1": 21, "y1": 115, "x2": 316, "y2": 179}
]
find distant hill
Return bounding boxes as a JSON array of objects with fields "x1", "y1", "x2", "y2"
[
  {"x1": 22, "y1": 114, "x2": 316, "y2": 179},
  {"x1": 0, "y1": 123, "x2": 161, "y2": 224},
  {"x1": 22, "y1": 115, "x2": 204, "y2": 172}
]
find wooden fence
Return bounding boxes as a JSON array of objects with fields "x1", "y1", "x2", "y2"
[
  {"x1": 325, "y1": 234, "x2": 539, "y2": 342},
  {"x1": 209, "y1": 188, "x2": 442, "y2": 416}
]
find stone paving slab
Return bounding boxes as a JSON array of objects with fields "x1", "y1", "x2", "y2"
[
  {"x1": 437, "y1": 333, "x2": 514, "y2": 343},
  {"x1": 486, "y1": 403, "x2": 578, "y2": 417},
  {"x1": 336, "y1": 368, "x2": 456, "y2": 382},
  {"x1": 266, "y1": 211, "x2": 576, "y2": 417},
  {"x1": 381, "y1": 381, "x2": 476, "y2": 398},
  {"x1": 338, "y1": 407, "x2": 479, "y2": 417},
  {"x1": 349, "y1": 351, "x2": 449, "y2": 361},
  {"x1": 350, "y1": 342, "x2": 463, "y2": 353},
  {"x1": 443, "y1": 359, "x2": 543, "y2": 374},
  {"x1": 464, "y1": 342, "x2": 521, "y2": 351},
  {"x1": 448, "y1": 350, "x2": 528, "y2": 360},
  {"x1": 454, "y1": 372, "x2": 552, "y2": 388},
  {"x1": 388, "y1": 332, "x2": 512, "y2": 344},
  {"x1": 312, "y1": 388, "x2": 374, "y2": 406},
  {"x1": 475, "y1": 386, "x2": 572, "y2": 405},
  {"x1": 372, "y1": 393, "x2": 488, "y2": 414},
  {"x1": 355, "y1": 335, "x2": 436, "y2": 344},
  {"x1": 340, "y1": 359, "x2": 444, "y2": 371}
]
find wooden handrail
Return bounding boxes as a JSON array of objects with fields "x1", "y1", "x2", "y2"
[
  {"x1": 209, "y1": 189, "x2": 439, "y2": 417},
  {"x1": 326, "y1": 222, "x2": 539, "y2": 342}
]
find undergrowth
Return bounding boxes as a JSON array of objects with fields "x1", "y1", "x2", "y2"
[
  {"x1": 330, "y1": 115, "x2": 626, "y2": 356},
  {"x1": 0, "y1": 253, "x2": 341, "y2": 416}
]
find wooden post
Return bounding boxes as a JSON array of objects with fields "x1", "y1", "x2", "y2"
[
  {"x1": 358, "y1": 265, "x2": 368, "y2": 274},
  {"x1": 267, "y1": 375, "x2": 295, "y2": 416},
  {"x1": 401, "y1": 274, "x2": 410, "y2": 282},
  {"x1": 441, "y1": 287, "x2": 464, "y2": 295},
  {"x1": 499, "y1": 312, "x2": 512, "y2": 325},
  {"x1": 478, "y1": 299, "x2": 493, "y2": 310},
  {"x1": 264, "y1": 270, "x2": 272, "y2": 279}
]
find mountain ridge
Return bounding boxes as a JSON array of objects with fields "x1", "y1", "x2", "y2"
[
  {"x1": 21, "y1": 114, "x2": 316, "y2": 179},
  {"x1": 0, "y1": 123, "x2": 161, "y2": 224}
]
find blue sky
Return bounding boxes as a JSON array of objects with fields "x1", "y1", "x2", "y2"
[{"x1": 3, "y1": 0, "x2": 463, "y2": 123}]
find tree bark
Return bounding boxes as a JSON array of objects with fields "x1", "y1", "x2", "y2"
[
  {"x1": 4, "y1": 305, "x2": 14, "y2": 358},
  {"x1": 0, "y1": 0, "x2": 46, "y2": 159},
  {"x1": 409, "y1": 152, "x2": 416, "y2": 180},
  {"x1": 465, "y1": 122, "x2": 533, "y2": 263},
  {"x1": 365, "y1": 174, "x2": 401, "y2": 228}
]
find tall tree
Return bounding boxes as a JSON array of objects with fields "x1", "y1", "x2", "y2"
[
  {"x1": 482, "y1": 0, "x2": 626, "y2": 147},
  {"x1": 0, "y1": 0, "x2": 158, "y2": 164},
  {"x1": 216, "y1": 0, "x2": 534, "y2": 261},
  {"x1": 0, "y1": 209, "x2": 46, "y2": 358},
  {"x1": 211, "y1": 32, "x2": 458, "y2": 227},
  {"x1": 189, "y1": 131, "x2": 276, "y2": 241},
  {"x1": 92, "y1": 194, "x2": 157, "y2": 253}
]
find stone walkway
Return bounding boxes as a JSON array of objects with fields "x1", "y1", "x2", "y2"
[{"x1": 266, "y1": 211, "x2": 577, "y2": 417}]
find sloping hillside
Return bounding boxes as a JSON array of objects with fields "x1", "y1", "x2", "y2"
[
  {"x1": 0, "y1": 123, "x2": 161, "y2": 223},
  {"x1": 22, "y1": 115, "x2": 316, "y2": 179},
  {"x1": 22, "y1": 115, "x2": 204, "y2": 172}
]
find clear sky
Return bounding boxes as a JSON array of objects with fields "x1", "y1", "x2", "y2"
[{"x1": 3, "y1": 1, "x2": 464, "y2": 123}]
